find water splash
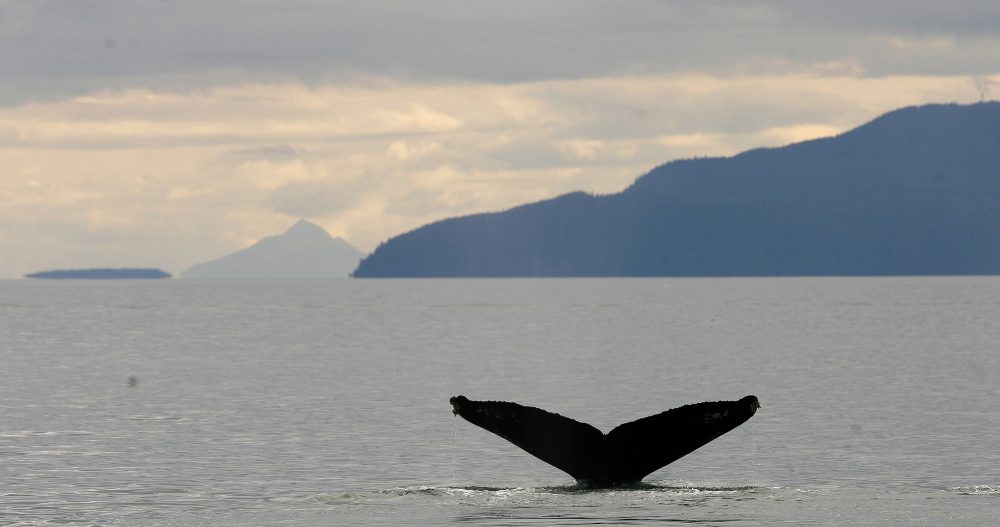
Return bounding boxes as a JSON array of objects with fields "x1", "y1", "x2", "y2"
[{"x1": 950, "y1": 485, "x2": 1000, "y2": 496}]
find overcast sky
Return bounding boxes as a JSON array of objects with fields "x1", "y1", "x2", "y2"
[{"x1": 2, "y1": 1, "x2": 999, "y2": 277}]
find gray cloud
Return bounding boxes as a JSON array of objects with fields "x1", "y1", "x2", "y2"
[
  {"x1": 3, "y1": 1, "x2": 1000, "y2": 106},
  {"x1": 766, "y1": 1, "x2": 1000, "y2": 35}
]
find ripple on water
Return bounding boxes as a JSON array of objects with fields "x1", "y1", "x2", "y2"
[
  {"x1": 119, "y1": 414, "x2": 183, "y2": 421},
  {"x1": 313, "y1": 482, "x2": 770, "y2": 507},
  {"x1": 0, "y1": 430, "x2": 96, "y2": 438},
  {"x1": 950, "y1": 485, "x2": 1000, "y2": 496},
  {"x1": 346, "y1": 483, "x2": 776, "y2": 525}
]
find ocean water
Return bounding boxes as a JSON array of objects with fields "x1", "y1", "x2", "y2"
[{"x1": 1, "y1": 277, "x2": 998, "y2": 526}]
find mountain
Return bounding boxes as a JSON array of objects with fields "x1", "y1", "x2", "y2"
[
  {"x1": 181, "y1": 220, "x2": 364, "y2": 279},
  {"x1": 354, "y1": 102, "x2": 1000, "y2": 277}
]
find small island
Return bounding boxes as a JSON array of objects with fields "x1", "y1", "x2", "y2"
[{"x1": 24, "y1": 268, "x2": 171, "y2": 280}]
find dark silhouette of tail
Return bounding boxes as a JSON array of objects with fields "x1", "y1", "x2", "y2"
[{"x1": 449, "y1": 395, "x2": 760, "y2": 486}]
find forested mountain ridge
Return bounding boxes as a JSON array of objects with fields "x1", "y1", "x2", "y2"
[{"x1": 354, "y1": 102, "x2": 1000, "y2": 277}]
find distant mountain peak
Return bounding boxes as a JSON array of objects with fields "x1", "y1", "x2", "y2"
[
  {"x1": 181, "y1": 220, "x2": 365, "y2": 279},
  {"x1": 283, "y1": 218, "x2": 335, "y2": 242},
  {"x1": 290, "y1": 217, "x2": 313, "y2": 229}
]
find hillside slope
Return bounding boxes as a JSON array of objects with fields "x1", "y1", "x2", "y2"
[{"x1": 354, "y1": 102, "x2": 1000, "y2": 277}]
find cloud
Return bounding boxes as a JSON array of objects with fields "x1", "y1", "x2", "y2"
[
  {"x1": 230, "y1": 144, "x2": 305, "y2": 159},
  {"x1": 268, "y1": 177, "x2": 366, "y2": 218},
  {"x1": 3, "y1": 1, "x2": 1000, "y2": 107},
  {"x1": 1, "y1": 71, "x2": 998, "y2": 277},
  {"x1": 3, "y1": 2, "x2": 1000, "y2": 277}
]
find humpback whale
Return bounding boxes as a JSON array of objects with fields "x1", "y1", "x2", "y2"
[{"x1": 450, "y1": 395, "x2": 760, "y2": 487}]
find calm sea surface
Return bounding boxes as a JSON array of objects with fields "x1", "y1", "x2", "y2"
[{"x1": 1, "y1": 278, "x2": 998, "y2": 526}]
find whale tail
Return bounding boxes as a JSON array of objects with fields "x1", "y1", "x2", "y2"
[{"x1": 449, "y1": 395, "x2": 760, "y2": 487}]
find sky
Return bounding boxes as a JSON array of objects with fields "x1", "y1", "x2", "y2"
[{"x1": 2, "y1": 1, "x2": 999, "y2": 278}]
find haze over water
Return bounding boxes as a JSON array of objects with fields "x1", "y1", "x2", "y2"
[{"x1": 2, "y1": 278, "x2": 998, "y2": 525}]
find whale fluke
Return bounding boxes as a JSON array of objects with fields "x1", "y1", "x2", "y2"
[{"x1": 449, "y1": 395, "x2": 760, "y2": 486}]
